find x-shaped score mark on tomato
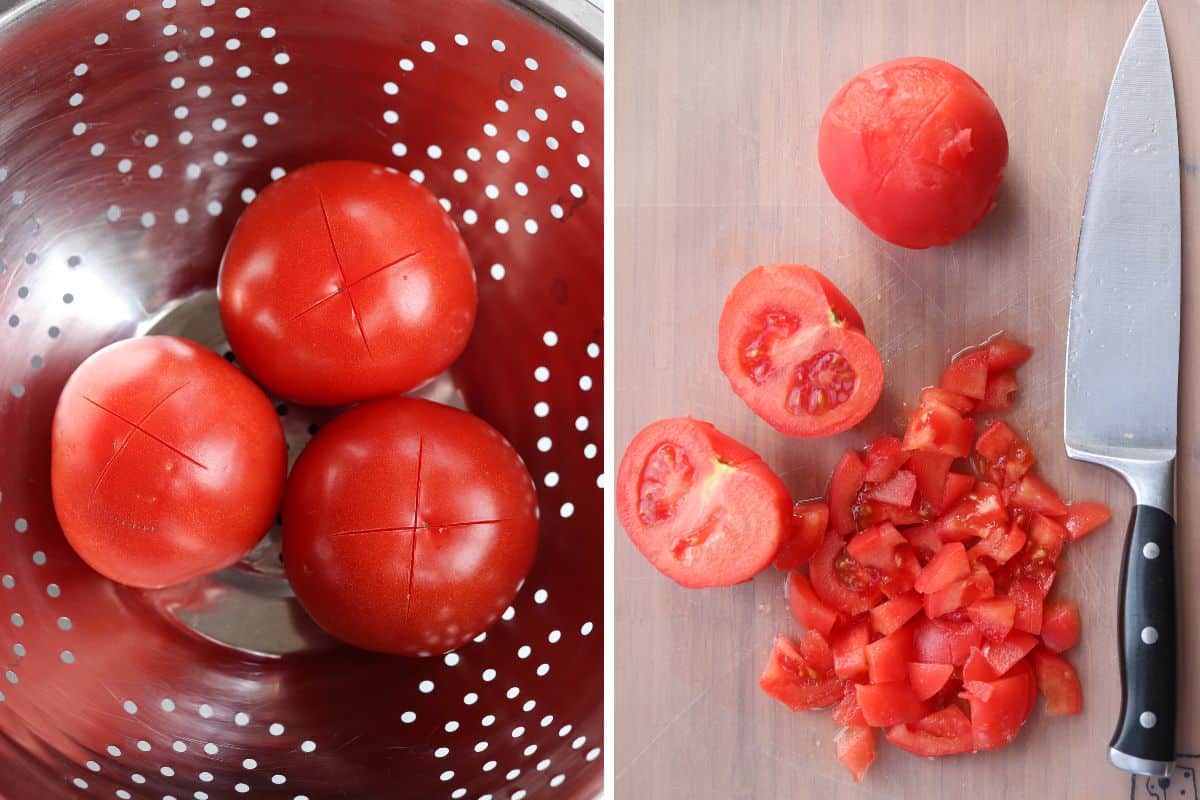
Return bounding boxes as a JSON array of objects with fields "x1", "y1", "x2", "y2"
[
  {"x1": 330, "y1": 438, "x2": 510, "y2": 611},
  {"x1": 289, "y1": 193, "x2": 423, "y2": 358},
  {"x1": 82, "y1": 383, "x2": 207, "y2": 500}
]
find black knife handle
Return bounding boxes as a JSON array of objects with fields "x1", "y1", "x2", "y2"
[{"x1": 1110, "y1": 504, "x2": 1176, "y2": 774}]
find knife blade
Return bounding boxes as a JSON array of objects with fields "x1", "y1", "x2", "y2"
[{"x1": 1064, "y1": 0, "x2": 1179, "y2": 778}]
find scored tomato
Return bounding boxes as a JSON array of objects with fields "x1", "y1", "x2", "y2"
[
  {"x1": 811, "y1": 531, "x2": 883, "y2": 615},
  {"x1": 835, "y1": 725, "x2": 876, "y2": 783},
  {"x1": 1062, "y1": 502, "x2": 1112, "y2": 541},
  {"x1": 717, "y1": 265, "x2": 884, "y2": 437},
  {"x1": 775, "y1": 500, "x2": 830, "y2": 570},
  {"x1": 1030, "y1": 647, "x2": 1083, "y2": 716},
  {"x1": 1041, "y1": 602, "x2": 1081, "y2": 653},
  {"x1": 829, "y1": 450, "x2": 867, "y2": 534},
  {"x1": 856, "y1": 682, "x2": 930, "y2": 727},
  {"x1": 864, "y1": 435, "x2": 907, "y2": 482},
  {"x1": 870, "y1": 591, "x2": 923, "y2": 636},
  {"x1": 907, "y1": 662, "x2": 954, "y2": 701},
  {"x1": 886, "y1": 705, "x2": 974, "y2": 757},
  {"x1": 832, "y1": 618, "x2": 872, "y2": 680},
  {"x1": 617, "y1": 418, "x2": 791, "y2": 587},
  {"x1": 760, "y1": 635, "x2": 844, "y2": 711},
  {"x1": 786, "y1": 571, "x2": 838, "y2": 638},
  {"x1": 984, "y1": 333, "x2": 1033, "y2": 372},
  {"x1": 940, "y1": 348, "x2": 989, "y2": 400}
]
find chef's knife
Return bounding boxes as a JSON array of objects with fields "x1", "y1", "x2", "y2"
[{"x1": 1064, "y1": 0, "x2": 1179, "y2": 778}]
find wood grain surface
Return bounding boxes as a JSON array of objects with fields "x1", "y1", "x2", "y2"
[{"x1": 614, "y1": 1, "x2": 1200, "y2": 798}]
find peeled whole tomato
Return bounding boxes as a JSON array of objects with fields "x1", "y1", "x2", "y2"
[
  {"x1": 218, "y1": 160, "x2": 478, "y2": 406},
  {"x1": 616, "y1": 417, "x2": 791, "y2": 587},
  {"x1": 818, "y1": 57, "x2": 1008, "y2": 249},
  {"x1": 717, "y1": 265, "x2": 884, "y2": 437},
  {"x1": 50, "y1": 336, "x2": 287, "y2": 589},
  {"x1": 283, "y1": 397, "x2": 539, "y2": 656}
]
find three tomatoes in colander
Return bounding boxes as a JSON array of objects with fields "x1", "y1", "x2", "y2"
[{"x1": 49, "y1": 160, "x2": 539, "y2": 657}]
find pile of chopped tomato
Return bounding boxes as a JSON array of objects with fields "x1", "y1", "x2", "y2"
[{"x1": 760, "y1": 335, "x2": 1109, "y2": 782}]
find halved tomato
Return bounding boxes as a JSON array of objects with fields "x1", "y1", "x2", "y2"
[
  {"x1": 984, "y1": 334, "x2": 1033, "y2": 372},
  {"x1": 759, "y1": 635, "x2": 844, "y2": 711},
  {"x1": 964, "y1": 668, "x2": 1035, "y2": 750},
  {"x1": 1030, "y1": 647, "x2": 1083, "y2": 716},
  {"x1": 1062, "y1": 502, "x2": 1112, "y2": 541},
  {"x1": 717, "y1": 265, "x2": 884, "y2": 438},
  {"x1": 981, "y1": 630, "x2": 1038, "y2": 676},
  {"x1": 829, "y1": 450, "x2": 867, "y2": 535},
  {"x1": 967, "y1": 596, "x2": 1016, "y2": 642},
  {"x1": 866, "y1": 624, "x2": 913, "y2": 684},
  {"x1": 775, "y1": 500, "x2": 830, "y2": 570},
  {"x1": 940, "y1": 348, "x2": 989, "y2": 400},
  {"x1": 832, "y1": 617, "x2": 871, "y2": 680},
  {"x1": 864, "y1": 435, "x2": 907, "y2": 483},
  {"x1": 1040, "y1": 602, "x2": 1080, "y2": 653},
  {"x1": 870, "y1": 591, "x2": 923, "y2": 636},
  {"x1": 915, "y1": 542, "x2": 970, "y2": 594},
  {"x1": 903, "y1": 395, "x2": 975, "y2": 457},
  {"x1": 617, "y1": 418, "x2": 791, "y2": 587},
  {"x1": 810, "y1": 531, "x2": 883, "y2": 616},
  {"x1": 886, "y1": 705, "x2": 974, "y2": 757},
  {"x1": 907, "y1": 662, "x2": 954, "y2": 701},
  {"x1": 1007, "y1": 473, "x2": 1068, "y2": 516},
  {"x1": 786, "y1": 571, "x2": 838, "y2": 638},
  {"x1": 979, "y1": 370, "x2": 1019, "y2": 412},
  {"x1": 856, "y1": 682, "x2": 930, "y2": 727},
  {"x1": 835, "y1": 725, "x2": 876, "y2": 783},
  {"x1": 847, "y1": 523, "x2": 906, "y2": 572}
]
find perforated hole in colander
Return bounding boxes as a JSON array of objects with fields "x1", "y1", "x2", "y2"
[{"x1": 0, "y1": 0, "x2": 603, "y2": 797}]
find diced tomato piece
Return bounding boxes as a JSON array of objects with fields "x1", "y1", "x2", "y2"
[
  {"x1": 798, "y1": 628, "x2": 835, "y2": 675},
  {"x1": 919, "y1": 386, "x2": 976, "y2": 414},
  {"x1": 915, "y1": 542, "x2": 970, "y2": 594},
  {"x1": 978, "y1": 370, "x2": 1019, "y2": 412},
  {"x1": 974, "y1": 420, "x2": 1035, "y2": 487},
  {"x1": 1016, "y1": 556, "x2": 1058, "y2": 597},
  {"x1": 832, "y1": 683, "x2": 867, "y2": 726},
  {"x1": 810, "y1": 531, "x2": 882, "y2": 616},
  {"x1": 937, "y1": 482, "x2": 1007, "y2": 541},
  {"x1": 873, "y1": 501, "x2": 925, "y2": 526},
  {"x1": 775, "y1": 500, "x2": 829, "y2": 570},
  {"x1": 1040, "y1": 602, "x2": 1081, "y2": 653},
  {"x1": 1008, "y1": 577, "x2": 1043, "y2": 635},
  {"x1": 909, "y1": 451, "x2": 954, "y2": 506},
  {"x1": 1062, "y1": 502, "x2": 1112, "y2": 541},
  {"x1": 835, "y1": 725, "x2": 875, "y2": 784},
  {"x1": 907, "y1": 662, "x2": 954, "y2": 701},
  {"x1": 964, "y1": 669, "x2": 1036, "y2": 750},
  {"x1": 984, "y1": 334, "x2": 1033, "y2": 372},
  {"x1": 880, "y1": 546, "x2": 921, "y2": 599},
  {"x1": 963, "y1": 647, "x2": 1001, "y2": 682},
  {"x1": 1008, "y1": 473, "x2": 1068, "y2": 516},
  {"x1": 940, "y1": 348, "x2": 989, "y2": 400},
  {"x1": 923, "y1": 563, "x2": 991, "y2": 619},
  {"x1": 968, "y1": 523, "x2": 1026, "y2": 567},
  {"x1": 831, "y1": 617, "x2": 871, "y2": 680},
  {"x1": 870, "y1": 591, "x2": 923, "y2": 636},
  {"x1": 846, "y1": 523, "x2": 905, "y2": 572},
  {"x1": 829, "y1": 450, "x2": 867, "y2": 535},
  {"x1": 967, "y1": 596, "x2": 1016, "y2": 642},
  {"x1": 911, "y1": 614, "x2": 982, "y2": 666},
  {"x1": 886, "y1": 705, "x2": 974, "y2": 757},
  {"x1": 866, "y1": 470, "x2": 917, "y2": 508},
  {"x1": 1030, "y1": 648, "x2": 1083, "y2": 716},
  {"x1": 975, "y1": 420, "x2": 1018, "y2": 461},
  {"x1": 855, "y1": 682, "x2": 930, "y2": 727},
  {"x1": 903, "y1": 524, "x2": 942, "y2": 561},
  {"x1": 866, "y1": 624, "x2": 913, "y2": 684},
  {"x1": 1028, "y1": 514, "x2": 1068, "y2": 564},
  {"x1": 941, "y1": 473, "x2": 976, "y2": 512},
  {"x1": 864, "y1": 435, "x2": 907, "y2": 483},
  {"x1": 903, "y1": 397, "x2": 975, "y2": 457},
  {"x1": 785, "y1": 571, "x2": 838, "y2": 638},
  {"x1": 759, "y1": 635, "x2": 843, "y2": 711},
  {"x1": 981, "y1": 630, "x2": 1038, "y2": 675}
]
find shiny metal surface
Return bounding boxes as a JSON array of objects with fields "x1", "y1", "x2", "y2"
[
  {"x1": 0, "y1": 0, "x2": 603, "y2": 797},
  {"x1": 1064, "y1": 0, "x2": 1180, "y2": 497},
  {"x1": 1110, "y1": 747, "x2": 1173, "y2": 778}
]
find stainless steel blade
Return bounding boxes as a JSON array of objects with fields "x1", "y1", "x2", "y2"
[{"x1": 1064, "y1": 0, "x2": 1180, "y2": 475}]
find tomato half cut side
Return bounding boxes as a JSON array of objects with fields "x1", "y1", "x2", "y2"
[
  {"x1": 835, "y1": 725, "x2": 876, "y2": 783},
  {"x1": 759, "y1": 635, "x2": 844, "y2": 711},
  {"x1": 810, "y1": 530, "x2": 883, "y2": 616},
  {"x1": 717, "y1": 265, "x2": 884, "y2": 437},
  {"x1": 775, "y1": 500, "x2": 830, "y2": 570},
  {"x1": 617, "y1": 418, "x2": 790, "y2": 587},
  {"x1": 886, "y1": 705, "x2": 974, "y2": 757}
]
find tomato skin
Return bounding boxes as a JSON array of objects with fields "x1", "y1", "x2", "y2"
[
  {"x1": 907, "y1": 662, "x2": 954, "y2": 701},
  {"x1": 1030, "y1": 648, "x2": 1083, "y2": 716},
  {"x1": 283, "y1": 397, "x2": 538, "y2": 656},
  {"x1": 1062, "y1": 502, "x2": 1112, "y2": 541},
  {"x1": 775, "y1": 500, "x2": 829, "y2": 570},
  {"x1": 617, "y1": 418, "x2": 790, "y2": 588},
  {"x1": 786, "y1": 571, "x2": 838, "y2": 638},
  {"x1": 911, "y1": 614, "x2": 982, "y2": 666},
  {"x1": 963, "y1": 647, "x2": 1000, "y2": 683},
  {"x1": 855, "y1": 682, "x2": 930, "y2": 727},
  {"x1": 760, "y1": 635, "x2": 844, "y2": 711},
  {"x1": 866, "y1": 624, "x2": 913, "y2": 684},
  {"x1": 717, "y1": 265, "x2": 884, "y2": 437},
  {"x1": 1041, "y1": 602, "x2": 1081, "y2": 653},
  {"x1": 818, "y1": 57, "x2": 1008, "y2": 249},
  {"x1": 887, "y1": 705, "x2": 974, "y2": 757},
  {"x1": 835, "y1": 725, "x2": 876, "y2": 783},
  {"x1": 51, "y1": 336, "x2": 286, "y2": 589},
  {"x1": 828, "y1": 450, "x2": 867, "y2": 534},
  {"x1": 218, "y1": 161, "x2": 477, "y2": 406},
  {"x1": 811, "y1": 531, "x2": 883, "y2": 616},
  {"x1": 965, "y1": 668, "x2": 1036, "y2": 750}
]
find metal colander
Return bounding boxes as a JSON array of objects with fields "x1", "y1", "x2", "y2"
[{"x1": 0, "y1": 0, "x2": 603, "y2": 797}]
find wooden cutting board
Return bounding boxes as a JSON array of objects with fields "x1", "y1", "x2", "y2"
[{"x1": 614, "y1": 1, "x2": 1200, "y2": 797}]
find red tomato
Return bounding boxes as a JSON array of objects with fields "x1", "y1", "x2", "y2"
[
  {"x1": 786, "y1": 571, "x2": 838, "y2": 638},
  {"x1": 975, "y1": 420, "x2": 1035, "y2": 487},
  {"x1": 775, "y1": 500, "x2": 829, "y2": 570},
  {"x1": 847, "y1": 523, "x2": 905, "y2": 572},
  {"x1": 967, "y1": 523, "x2": 1026, "y2": 567},
  {"x1": 907, "y1": 662, "x2": 954, "y2": 701},
  {"x1": 835, "y1": 725, "x2": 876, "y2": 783},
  {"x1": 717, "y1": 265, "x2": 883, "y2": 437},
  {"x1": 811, "y1": 531, "x2": 883, "y2": 616},
  {"x1": 832, "y1": 618, "x2": 872, "y2": 680},
  {"x1": 799, "y1": 628, "x2": 836, "y2": 674},
  {"x1": 866, "y1": 624, "x2": 913, "y2": 684},
  {"x1": 1062, "y1": 502, "x2": 1112, "y2": 541},
  {"x1": 1007, "y1": 577, "x2": 1044, "y2": 635},
  {"x1": 1029, "y1": 514, "x2": 1068, "y2": 563},
  {"x1": 218, "y1": 161, "x2": 478, "y2": 406},
  {"x1": 829, "y1": 450, "x2": 867, "y2": 535},
  {"x1": 941, "y1": 473, "x2": 977, "y2": 511},
  {"x1": 936, "y1": 482, "x2": 1007, "y2": 541},
  {"x1": 880, "y1": 546, "x2": 922, "y2": 598},
  {"x1": 865, "y1": 469, "x2": 917, "y2": 507},
  {"x1": 617, "y1": 418, "x2": 790, "y2": 587},
  {"x1": 1030, "y1": 648, "x2": 1083, "y2": 716},
  {"x1": 979, "y1": 370, "x2": 1019, "y2": 412},
  {"x1": 283, "y1": 397, "x2": 538, "y2": 656},
  {"x1": 914, "y1": 541, "x2": 969, "y2": 594},
  {"x1": 981, "y1": 630, "x2": 1038, "y2": 676},
  {"x1": 919, "y1": 386, "x2": 975, "y2": 415},
  {"x1": 832, "y1": 684, "x2": 868, "y2": 726},
  {"x1": 1040, "y1": 602, "x2": 1081, "y2": 653},
  {"x1": 911, "y1": 614, "x2": 981, "y2": 666},
  {"x1": 1008, "y1": 473, "x2": 1069, "y2": 516},
  {"x1": 886, "y1": 705, "x2": 974, "y2": 756},
  {"x1": 964, "y1": 668, "x2": 1035, "y2": 750},
  {"x1": 903, "y1": 395, "x2": 975, "y2": 457},
  {"x1": 855, "y1": 682, "x2": 930, "y2": 727},
  {"x1": 967, "y1": 596, "x2": 1016, "y2": 642},
  {"x1": 51, "y1": 336, "x2": 286, "y2": 589},
  {"x1": 908, "y1": 451, "x2": 953, "y2": 506},
  {"x1": 760, "y1": 635, "x2": 844, "y2": 711},
  {"x1": 864, "y1": 435, "x2": 907, "y2": 483},
  {"x1": 870, "y1": 591, "x2": 923, "y2": 636},
  {"x1": 984, "y1": 334, "x2": 1033, "y2": 372},
  {"x1": 940, "y1": 348, "x2": 989, "y2": 400},
  {"x1": 963, "y1": 647, "x2": 1000, "y2": 683},
  {"x1": 818, "y1": 57, "x2": 1008, "y2": 249}
]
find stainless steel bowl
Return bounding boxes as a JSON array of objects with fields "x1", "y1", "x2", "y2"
[{"x1": 0, "y1": 0, "x2": 603, "y2": 797}]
